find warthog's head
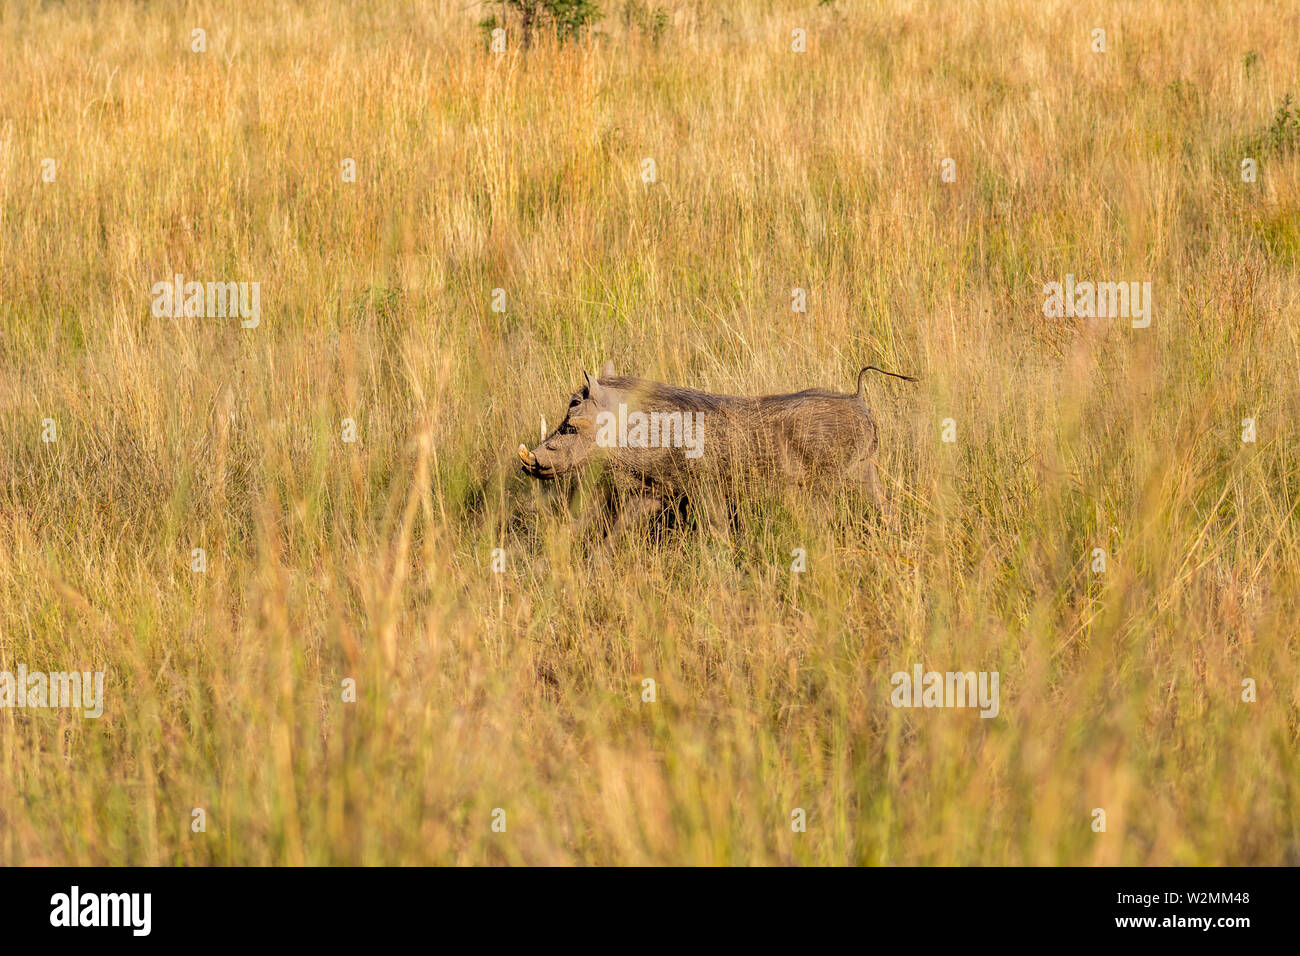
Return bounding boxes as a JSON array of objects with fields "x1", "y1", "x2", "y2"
[{"x1": 518, "y1": 361, "x2": 616, "y2": 480}]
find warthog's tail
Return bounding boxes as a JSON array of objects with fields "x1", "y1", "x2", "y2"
[{"x1": 856, "y1": 364, "x2": 920, "y2": 402}]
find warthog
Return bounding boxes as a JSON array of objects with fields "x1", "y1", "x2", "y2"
[{"x1": 518, "y1": 361, "x2": 917, "y2": 525}]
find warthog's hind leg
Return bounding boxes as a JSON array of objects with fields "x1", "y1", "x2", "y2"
[{"x1": 861, "y1": 459, "x2": 899, "y2": 530}]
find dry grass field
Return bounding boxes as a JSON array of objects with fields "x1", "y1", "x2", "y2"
[{"x1": 1, "y1": 0, "x2": 1298, "y2": 865}]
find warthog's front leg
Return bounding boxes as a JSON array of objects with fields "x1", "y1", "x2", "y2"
[{"x1": 612, "y1": 492, "x2": 666, "y2": 536}]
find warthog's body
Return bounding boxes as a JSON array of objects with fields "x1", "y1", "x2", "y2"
[{"x1": 519, "y1": 362, "x2": 915, "y2": 523}]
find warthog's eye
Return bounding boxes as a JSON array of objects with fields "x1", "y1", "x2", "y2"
[{"x1": 568, "y1": 396, "x2": 580, "y2": 409}]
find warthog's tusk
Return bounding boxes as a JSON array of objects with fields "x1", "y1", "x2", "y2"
[{"x1": 518, "y1": 444, "x2": 536, "y2": 467}]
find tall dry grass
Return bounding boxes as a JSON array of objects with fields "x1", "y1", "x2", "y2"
[{"x1": 0, "y1": 0, "x2": 1297, "y2": 864}]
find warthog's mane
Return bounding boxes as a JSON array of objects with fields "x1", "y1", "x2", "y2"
[{"x1": 601, "y1": 375, "x2": 857, "y2": 413}]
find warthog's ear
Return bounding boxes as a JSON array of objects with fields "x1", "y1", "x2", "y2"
[
  {"x1": 583, "y1": 370, "x2": 605, "y2": 404},
  {"x1": 599, "y1": 360, "x2": 615, "y2": 379}
]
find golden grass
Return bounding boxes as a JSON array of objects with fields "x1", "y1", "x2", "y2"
[{"x1": 1, "y1": 0, "x2": 1297, "y2": 864}]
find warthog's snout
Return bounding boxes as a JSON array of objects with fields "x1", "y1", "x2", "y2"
[{"x1": 517, "y1": 443, "x2": 557, "y2": 479}]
